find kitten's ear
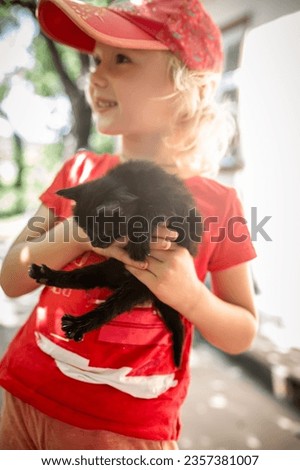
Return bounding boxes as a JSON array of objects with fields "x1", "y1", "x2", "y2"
[
  {"x1": 97, "y1": 200, "x2": 121, "y2": 213},
  {"x1": 101, "y1": 191, "x2": 138, "y2": 210},
  {"x1": 120, "y1": 191, "x2": 139, "y2": 205},
  {"x1": 56, "y1": 186, "x2": 81, "y2": 201},
  {"x1": 119, "y1": 191, "x2": 139, "y2": 215},
  {"x1": 97, "y1": 192, "x2": 139, "y2": 216},
  {"x1": 119, "y1": 191, "x2": 139, "y2": 212}
]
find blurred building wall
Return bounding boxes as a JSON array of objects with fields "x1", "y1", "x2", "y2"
[
  {"x1": 203, "y1": 0, "x2": 300, "y2": 29},
  {"x1": 238, "y1": 11, "x2": 300, "y2": 350},
  {"x1": 204, "y1": 1, "x2": 300, "y2": 352}
]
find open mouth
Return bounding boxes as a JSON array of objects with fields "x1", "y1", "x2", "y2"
[{"x1": 95, "y1": 99, "x2": 117, "y2": 111}]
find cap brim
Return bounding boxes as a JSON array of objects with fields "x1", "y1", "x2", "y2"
[{"x1": 37, "y1": 0, "x2": 168, "y2": 53}]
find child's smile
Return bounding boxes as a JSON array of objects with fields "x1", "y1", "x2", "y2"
[{"x1": 94, "y1": 98, "x2": 118, "y2": 113}]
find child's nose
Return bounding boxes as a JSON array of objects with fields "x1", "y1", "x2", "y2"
[
  {"x1": 90, "y1": 69, "x2": 109, "y2": 88},
  {"x1": 90, "y1": 62, "x2": 108, "y2": 88}
]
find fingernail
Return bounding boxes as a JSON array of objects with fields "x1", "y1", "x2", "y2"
[
  {"x1": 138, "y1": 261, "x2": 148, "y2": 269},
  {"x1": 169, "y1": 231, "x2": 178, "y2": 239},
  {"x1": 162, "y1": 240, "x2": 171, "y2": 248}
]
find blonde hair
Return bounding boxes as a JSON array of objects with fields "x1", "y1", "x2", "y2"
[{"x1": 164, "y1": 53, "x2": 235, "y2": 177}]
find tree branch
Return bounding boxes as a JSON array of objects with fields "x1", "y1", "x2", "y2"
[
  {"x1": 2, "y1": 0, "x2": 93, "y2": 151},
  {"x1": 43, "y1": 35, "x2": 78, "y2": 101}
]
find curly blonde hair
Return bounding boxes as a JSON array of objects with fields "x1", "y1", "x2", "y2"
[{"x1": 164, "y1": 53, "x2": 235, "y2": 177}]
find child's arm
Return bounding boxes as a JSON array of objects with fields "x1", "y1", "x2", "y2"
[
  {"x1": 0, "y1": 203, "x2": 91, "y2": 298},
  {"x1": 1, "y1": 204, "x2": 168, "y2": 298},
  {"x1": 188, "y1": 262, "x2": 258, "y2": 354},
  {"x1": 125, "y1": 245, "x2": 258, "y2": 355}
]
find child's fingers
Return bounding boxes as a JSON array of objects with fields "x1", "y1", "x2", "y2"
[
  {"x1": 111, "y1": 245, "x2": 148, "y2": 269},
  {"x1": 125, "y1": 265, "x2": 156, "y2": 287},
  {"x1": 91, "y1": 239, "x2": 148, "y2": 269},
  {"x1": 149, "y1": 237, "x2": 172, "y2": 250},
  {"x1": 113, "y1": 236, "x2": 128, "y2": 248},
  {"x1": 152, "y1": 224, "x2": 178, "y2": 241}
]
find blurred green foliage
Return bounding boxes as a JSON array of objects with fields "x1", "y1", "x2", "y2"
[
  {"x1": 0, "y1": 0, "x2": 115, "y2": 219},
  {"x1": 25, "y1": 38, "x2": 65, "y2": 96},
  {"x1": 0, "y1": 83, "x2": 9, "y2": 104}
]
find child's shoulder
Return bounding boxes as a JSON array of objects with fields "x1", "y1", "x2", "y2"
[
  {"x1": 186, "y1": 174, "x2": 237, "y2": 201},
  {"x1": 186, "y1": 175, "x2": 240, "y2": 218},
  {"x1": 189, "y1": 174, "x2": 236, "y2": 195},
  {"x1": 62, "y1": 150, "x2": 120, "y2": 185}
]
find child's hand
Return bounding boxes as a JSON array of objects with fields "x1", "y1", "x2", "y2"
[
  {"x1": 84, "y1": 224, "x2": 180, "y2": 271},
  {"x1": 125, "y1": 237, "x2": 202, "y2": 317},
  {"x1": 89, "y1": 236, "x2": 147, "y2": 269}
]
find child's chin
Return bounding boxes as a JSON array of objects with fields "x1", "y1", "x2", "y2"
[{"x1": 94, "y1": 117, "x2": 120, "y2": 136}]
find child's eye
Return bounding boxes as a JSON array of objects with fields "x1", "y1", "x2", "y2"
[
  {"x1": 89, "y1": 55, "x2": 101, "y2": 72},
  {"x1": 115, "y1": 54, "x2": 130, "y2": 64}
]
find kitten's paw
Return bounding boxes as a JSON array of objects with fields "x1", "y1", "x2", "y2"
[
  {"x1": 61, "y1": 314, "x2": 85, "y2": 342},
  {"x1": 28, "y1": 263, "x2": 55, "y2": 285}
]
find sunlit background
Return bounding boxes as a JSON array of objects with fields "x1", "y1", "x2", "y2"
[{"x1": 1, "y1": 0, "x2": 300, "y2": 450}]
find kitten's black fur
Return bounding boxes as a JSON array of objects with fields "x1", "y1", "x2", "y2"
[{"x1": 29, "y1": 160, "x2": 202, "y2": 367}]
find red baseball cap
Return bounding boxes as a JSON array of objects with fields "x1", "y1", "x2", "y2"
[{"x1": 36, "y1": 0, "x2": 223, "y2": 72}]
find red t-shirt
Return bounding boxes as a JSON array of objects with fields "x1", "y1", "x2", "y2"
[{"x1": 0, "y1": 152, "x2": 256, "y2": 440}]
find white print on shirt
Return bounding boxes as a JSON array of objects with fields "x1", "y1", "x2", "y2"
[
  {"x1": 50, "y1": 287, "x2": 72, "y2": 297},
  {"x1": 74, "y1": 251, "x2": 93, "y2": 267},
  {"x1": 35, "y1": 332, "x2": 178, "y2": 399}
]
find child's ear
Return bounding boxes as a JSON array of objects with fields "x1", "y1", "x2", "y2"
[
  {"x1": 56, "y1": 186, "x2": 81, "y2": 201},
  {"x1": 199, "y1": 76, "x2": 220, "y2": 103}
]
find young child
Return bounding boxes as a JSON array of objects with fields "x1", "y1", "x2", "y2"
[{"x1": 0, "y1": 0, "x2": 258, "y2": 450}]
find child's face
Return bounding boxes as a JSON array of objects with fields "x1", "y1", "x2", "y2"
[{"x1": 88, "y1": 43, "x2": 176, "y2": 139}]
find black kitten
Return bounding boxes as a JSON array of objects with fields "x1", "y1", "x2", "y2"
[{"x1": 29, "y1": 160, "x2": 202, "y2": 367}]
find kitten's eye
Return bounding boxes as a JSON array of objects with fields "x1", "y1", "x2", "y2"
[
  {"x1": 89, "y1": 55, "x2": 101, "y2": 72},
  {"x1": 116, "y1": 54, "x2": 130, "y2": 64}
]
